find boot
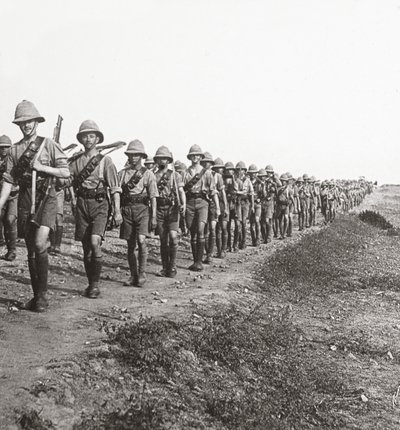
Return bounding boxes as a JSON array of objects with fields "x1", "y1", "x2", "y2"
[
  {"x1": 191, "y1": 239, "x2": 204, "y2": 271},
  {"x1": 124, "y1": 249, "x2": 138, "y2": 286},
  {"x1": 233, "y1": 227, "x2": 239, "y2": 252},
  {"x1": 21, "y1": 257, "x2": 39, "y2": 311},
  {"x1": 48, "y1": 229, "x2": 55, "y2": 253},
  {"x1": 168, "y1": 242, "x2": 178, "y2": 278},
  {"x1": 215, "y1": 226, "x2": 222, "y2": 258},
  {"x1": 157, "y1": 240, "x2": 169, "y2": 277},
  {"x1": 239, "y1": 223, "x2": 247, "y2": 250},
  {"x1": 188, "y1": 240, "x2": 197, "y2": 270},
  {"x1": 54, "y1": 226, "x2": 63, "y2": 253},
  {"x1": 85, "y1": 256, "x2": 102, "y2": 298},
  {"x1": 250, "y1": 224, "x2": 256, "y2": 247},
  {"x1": 221, "y1": 229, "x2": 227, "y2": 258},
  {"x1": 255, "y1": 222, "x2": 260, "y2": 246},
  {"x1": 4, "y1": 228, "x2": 17, "y2": 261},
  {"x1": 287, "y1": 217, "x2": 292, "y2": 237},
  {"x1": 203, "y1": 233, "x2": 215, "y2": 264},
  {"x1": 137, "y1": 242, "x2": 148, "y2": 287},
  {"x1": 34, "y1": 251, "x2": 49, "y2": 312}
]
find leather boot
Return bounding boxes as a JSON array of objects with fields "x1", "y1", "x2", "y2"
[
  {"x1": 85, "y1": 256, "x2": 101, "y2": 298},
  {"x1": 157, "y1": 240, "x2": 169, "y2": 277},
  {"x1": 191, "y1": 239, "x2": 205, "y2": 271},
  {"x1": 4, "y1": 228, "x2": 17, "y2": 261},
  {"x1": 124, "y1": 248, "x2": 138, "y2": 286},
  {"x1": 167, "y1": 242, "x2": 178, "y2": 277},
  {"x1": 188, "y1": 240, "x2": 197, "y2": 270},
  {"x1": 54, "y1": 226, "x2": 63, "y2": 253},
  {"x1": 204, "y1": 233, "x2": 215, "y2": 264},
  {"x1": 137, "y1": 242, "x2": 148, "y2": 287},
  {"x1": 21, "y1": 257, "x2": 39, "y2": 310},
  {"x1": 34, "y1": 251, "x2": 49, "y2": 312}
]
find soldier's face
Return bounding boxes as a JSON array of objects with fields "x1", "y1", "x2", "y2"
[
  {"x1": 249, "y1": 172, "x2": 256, "y2": 179},
  {"x1": 128, "y1": 154, "x2": 141, "y2": 165},
  {"x1": 19, "y1": 120, "x2": 38, "y2": 138},
  {"x1": 146, "y1": 163, "x2": 155, "y2": 170},
  {"x1": 0, "y1": 147, "x2": 8, "y2": 158},
  {"x1": 215, "y1": 167, "x2": 224, "y2": 174},
  {"x1": 157, "y1": 157, "x2": 169, "y2": 167},
  {"x1": 201, "y1": 161, "x2": 213, "y2": 169},
  {"x1": 190, "y1": 155, "x2": 202, "y2": 163},
  {"x1": 81, "y1": 132, "x2": 99, "y2": 149}
]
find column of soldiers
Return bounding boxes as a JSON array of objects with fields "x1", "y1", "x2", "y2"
[{"x1": 0, "y1": 100, "x2": 374, "y2": 312}]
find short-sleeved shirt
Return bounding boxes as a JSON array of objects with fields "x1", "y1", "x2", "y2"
[
  {"x1": 0, "y1": 154, "x2": 18, "y2": 199},
  {"x1": 118, "y1": 165, "x2": 158, "y2": 198},
  {"x1": 69, "y1": 153, "x2": 121, "y2": 194},
  {"x1": 155, "y1": 168, "x2": 183, "y2": 198},
  {"x1": 237, "y1": 175, "x2": 254, "y2": 196},
  {"x1": 4, "y1": 135, "x2": 68, "y2": 187},
  {"x1": 183, "y1": 166, "x2": 216, "y2": 195}
]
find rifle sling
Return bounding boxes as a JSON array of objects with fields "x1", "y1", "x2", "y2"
[
  {"x1": 74, "y1": 153, "x2": 104, "y2": 189},
  {"x1": 184, "y1": 167, "x2": 207, "y2": 191}
]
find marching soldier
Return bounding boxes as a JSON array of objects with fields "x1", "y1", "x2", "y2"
[
  {"x1": 153, "y1": 145, "x2": 186, "y2": 277},
  {"x1": 0, "y1": 135, "x2": 18, "y2": 261},
  {"x1": 223, "y1": 161, "x2": 239, "y2": 252},
  {"x1": 0, "y1": 100, "x2": 70, "y2": 312},
  {"x1": 48, "y1": 188, "x2": 65, "y2": 254},
  {"x1": 212, "y1": 158, "x2": 229, "y2": 258},
  {"x1": 69, "y1": 120, "x2": 122, "y2": 298},
  {"x1": 248, "y1": 164, "x2": 263, "y2": 247},
  {"x1": 119, "y1": 140, "x2": 158, "y2": 286},
  {"x1": 183, "y1": 144, "x2": 218, "y2": 271},
  {"x1": 235, "y1": 161, "x2": 254, "y2": 250},
  {"x1": 285, "y1": 172, "x2": 296, "y2": 237},
  {"x1": 262, "y1": 165, "x2": 280, "y2": 243},
  {"x1": 295, "y1": 176, "x2": 306, "y2": 230},
  {"x1": 144, "y1": 157, "x2": 156, "y2": 171},
  {"x1": 276, "y1": 173, "x2": 290, "y2": 239}
]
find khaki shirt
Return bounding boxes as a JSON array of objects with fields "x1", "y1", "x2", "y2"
[
  {"x1": 69, "y1": 153, "x2": 121, "y2": 194},
  {"x1": 118, "y1": 165, "x2": 158, "y2": 198}
]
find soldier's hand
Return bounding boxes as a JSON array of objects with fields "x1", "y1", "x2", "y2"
[
  {"x1": 179, "y1": 203, "x2": 186, "y2": 214},
  {"x1": 114, "y1": 210, "x2": 123, "y2": 227},
  {"x1": 32, "y1": 158, "x2": 45, "y2": 173},
  {"x1": 224, "y1": 208, "x2": 229, "y2": 218}
]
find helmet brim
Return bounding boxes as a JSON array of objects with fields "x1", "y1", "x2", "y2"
[
  {"x1": 77, "y1": 130, "x2": 104, "y2": 144},
  {"x1": 13, "y1": 115, "x2": 45, "y2": 125}
]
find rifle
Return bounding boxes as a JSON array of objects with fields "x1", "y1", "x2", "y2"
[{"x1": 30, "y1": 115, "x2": 63, "y2": 225}]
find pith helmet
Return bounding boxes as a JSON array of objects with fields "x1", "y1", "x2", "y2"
[
  {"x1": 302, "y1": 173, "x2": 309, "y2": 181},
  {"x1": 154, "y1": 145, "x2": 173, "y2": 163},
  {"x1": 224, "y1": 161, "x2": 235, "y2": 170},
  {"x1": 13, "y1": 100, "x2": 45, "y2": 124},
  {"x1": 248, "y1": 164, "x2": 258, "y2": 173},
  {"x1": 296, "y1": 176, "x2": 304, "y2": 182},
  {"x1": 144, "y1": 157, "x2": 155, "y2": 165},
  {"x1": 187, "y1": 144, "x2": 204, "y2": 160},
  {"x1": 174, "y1": 160, "x2": 182, "y2": 172},
  {"x1": 201, "y1": 152, "x2": 214, "y2": 164},
  {"x1": 258, "y1": 168, "x2": 267, "y2": 177},
  {"x1": 285, "y1": 172, "x2": 293, "y2": 179},
  {"x1": 309, "y1": 176, "x2": 316, "y2": 183},
  {"x1": 265, "y1": 164, "x2": 274, "y2": 173},
  {"x1": 236, "y1": 161, "x2": 247, "y2": 171},
  {"x1": 125, "y1": 139, "x2": 147, "y2": 158},
  {"x1": 280, "y1": 173, "x2": 289, "y2": 181},
  {"x1": 213, "y1": 157, "x2": 224, "y2": 168},
  {"x1": 0, "y1": 135, "x2": 12, "y2": 147},
  {"x1": 76, "y1": 120, "x2": 104, "y2": 144}
]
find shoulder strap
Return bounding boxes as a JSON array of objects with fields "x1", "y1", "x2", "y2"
[
  {"x1": 157, "y1": 169, "x2": 173, "y2": 192},
  {"x1": 13, "y1": 137, "x2": 45, "y2": 180},
  {"x1": 184, "y1": 167, "x2": 206, "y2": 191},
  {"x1": 74, "y1": 153, "x2": 104, "y2": 188},
  {"x1": 122, "y1": 166, "x2": 147, "y2": 192}
]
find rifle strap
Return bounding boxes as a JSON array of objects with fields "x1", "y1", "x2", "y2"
[{"x1": 13, "y1": 137, "x2": 45, "y2": 180}]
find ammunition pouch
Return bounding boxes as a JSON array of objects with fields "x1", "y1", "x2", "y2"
[
  {"x1": 77, "y1": 187, "x2": 106, "y2": 202},
  {"x1": 157, "y1": 196, "x2": 174, "y2": 206},
  {"x1": 121, "y1": 194, "x2": 149, "y2": 206}
]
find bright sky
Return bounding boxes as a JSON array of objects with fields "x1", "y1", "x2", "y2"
[{"x1": 0, "y1": 0, "x2": 399, "y2": 184}]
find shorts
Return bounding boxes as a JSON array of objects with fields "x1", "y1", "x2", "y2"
[
  {"x1": 186, "y1": 197, "x2": 208, "y2": 230},
  {"x1": 18, "y1": 188, "x2": 57, "y2": 238},
  {"x1": 56, "y1": 189, "x2": 64, "y2": 215},
  {"x1": 156, "y1": 203, "x2": 180, "y2": 234},
  {"x1": 277, "y1": 204, "x2": 289, "y2": 217},
  {"x1": 252, "y1": 203, "x2": 262, "y2": 219},
  {"x1": 208, "y1": 200, "x2": 218, "y2": 223},
  {"x1": 75, "y1": 196, "x2": 109, "y2": 241},
  {"x1": 236, "y1": 199, "x2": 249, "y2": 222},
  {"x1": 120, "y1": 203, "x2": 150, "y2": 240},
  {"x1": 262, "y1": 199, "x2": 274, "y2": 219},
  {"x1": 1, "y1": 196, "x2": 18, "y2": 222}
]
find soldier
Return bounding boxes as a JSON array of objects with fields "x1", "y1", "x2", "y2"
[
  {"x1": 174, "y1": 160, "x2": 188, "y2": 237},
  {"x1": 223, "y1": 161, "x2": 239, "y2": 252},
  {"x1": 201, "y1": 152, "x2": 224, "y2": 263},
  {"x1": 0, "y1": 135, "x2": 18, "y2": 261},
  {"x1": 296, "y1": 176, "x2": 306, "y2": 230},
  {"x1": 153, "y1": 145, "x2": 186, "y2": 277},
  {"x1": 144, "y1": 157, "x2": 156, "y2": 171},
  {"x1": 69, "y1": 120, "x2": 122, "y2": 298},
  {"x1": 276, "y1": 173, "x2": 290, "y2": 239},
  {"x1": 212, "y1": 158, "x2": 229, "y2": 258},
  {"x1": 308, "y1": 176, "x2": 317, "y2": 227},
  {"x1": 285, "y1": 172, "x2": 296, "y2": 237},
  {"x1": 302, "y1": 174, "x2": 312, "y2": 228},
  {"x1": 235, "y1": 161, "x2": 254, "y2": 250},
  {"x1": 118, "y1": 140, "x2": 158, "y2": 286},
  {"x1": 183, "y1": 144, "x2": 218, "y2": 271},
  {"x1": 0, "y1": 101, "x2": 70, "y2": 312},
  {"x1": 262, "y1": 165, "x2": 280, "y2": 243},
  {"x1": 248, "y1": 164, "x2": 263, "y2": 247}
]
